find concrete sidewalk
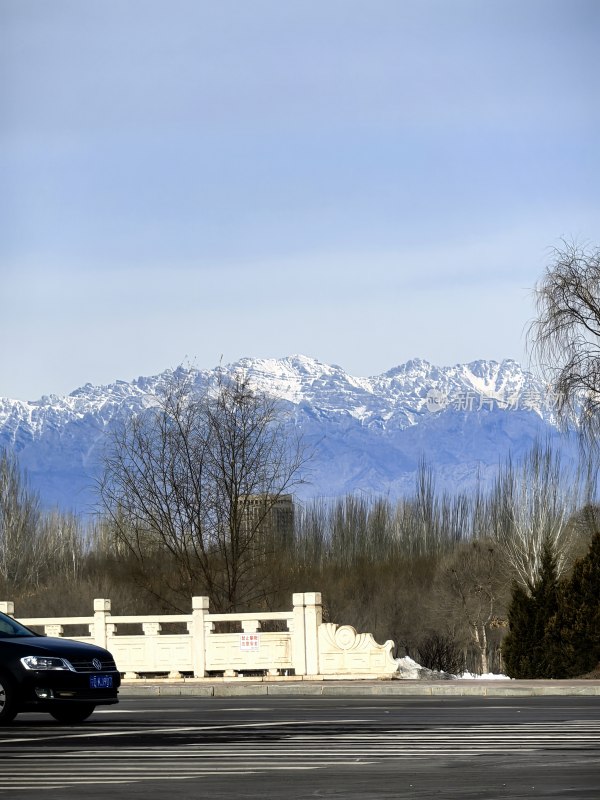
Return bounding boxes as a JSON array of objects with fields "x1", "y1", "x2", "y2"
[{"x1": 119, "y1": 678, "x2": 600, "y2": 698}]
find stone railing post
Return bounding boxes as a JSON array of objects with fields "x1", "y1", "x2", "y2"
[
  {"x1": 0, "y1": 602, "x2": 14, "y2": 617},
  {"x1": 303, "y1": 592, "x2": 322, "y2": 676},
  {"x1": 92, "y1": 599, "x2": 111, "y2": 649},
  {"x1": 292, "y1": 593, "x2": 307, "y2": 676},
  {"x1": 190, "y1": 596, "x2": 209, "y2": 677}
]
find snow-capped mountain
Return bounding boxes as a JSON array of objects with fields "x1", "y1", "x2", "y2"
[{"x1": 0, "y1": 355, "x2": 572, "y2": 514}]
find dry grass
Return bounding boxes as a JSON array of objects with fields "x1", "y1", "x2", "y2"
[{"x1": 578, "y1": 663, "x2": 600, "y2": 680}]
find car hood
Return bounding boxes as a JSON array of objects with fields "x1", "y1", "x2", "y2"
[{"x1": 2, "y1": 635, "x2": 113, "y2": 660}]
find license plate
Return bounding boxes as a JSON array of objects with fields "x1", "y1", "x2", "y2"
[{"x1": 90, "y1": 675, "x2": 113, "y2": 689}]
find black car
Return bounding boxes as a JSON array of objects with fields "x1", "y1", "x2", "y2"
[{"x1": 0, "y1": 610, "x2": 120, "y2": 724}]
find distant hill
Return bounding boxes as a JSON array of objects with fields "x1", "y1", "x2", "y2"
[{"x1": 0, "y1": 355, "x2": 575, "y2": 514}]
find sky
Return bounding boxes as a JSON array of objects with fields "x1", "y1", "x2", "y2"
[{"x1": 1, "y1": 0, "x2": 599, "y2": 401}]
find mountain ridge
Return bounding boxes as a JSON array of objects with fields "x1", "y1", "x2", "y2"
[{"x1": 0, "y1": 355, "x2": 568, "y2": 514}]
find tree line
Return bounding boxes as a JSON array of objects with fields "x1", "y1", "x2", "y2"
[{"x1": 1, "y1": 437, "x2": 596, "y2": 676}]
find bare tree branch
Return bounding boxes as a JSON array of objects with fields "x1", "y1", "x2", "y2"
[{"x1": 528, "y1": 240, "x2": 600, "y2": 445}]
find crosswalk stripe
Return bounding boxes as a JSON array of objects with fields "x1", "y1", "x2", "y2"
[{"x1": 2, "y1": 719, "x2": 598, "y2": 791}]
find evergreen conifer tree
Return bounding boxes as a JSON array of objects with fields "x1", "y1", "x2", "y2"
[
  {"x1": 546, "y1": 532, "x2": 600, "y2": 677},
  {"x1": 503, "y1": 537, "x2": 560, "y2": 678},
  {"x1": 502, "y1": 583, "x2": 534, "y2": 678}
]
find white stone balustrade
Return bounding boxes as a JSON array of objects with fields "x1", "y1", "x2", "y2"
[{"x1": 0, "y1": 593, "x2": 398, "y2": 679}]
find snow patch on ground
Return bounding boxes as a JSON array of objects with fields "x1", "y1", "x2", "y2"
[
  {"x1": 458, "y1": 671, "x2": 510, "y2": 680},
  {"x1": 394, "y1": 656, "x2": 455, "y2": 680},
  {"x1": 395, "y1": 656, "x2": 509, "y2": 680}
]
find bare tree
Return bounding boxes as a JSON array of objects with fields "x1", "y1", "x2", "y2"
[
  {"x1": 435, "y1": 540, "x2": 507, "y2": 675},
  {"x1": 99, "y1": 369, "x2": 308, "y2": 611},
  {"x1": 0, "y1": 450, "x2": 42, "y2": 594},
  {"x1": 528, "y1": 240, "x2": 600, "y2": 444},
  {"x1": 491, "y1": 443, "x2": 594, "y2": 591},
  {"x1": 38, "y1": 510, "x2": 87, "y2": 585}
]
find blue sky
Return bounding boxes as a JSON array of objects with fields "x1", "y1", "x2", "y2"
[{"x1": 1, "y1": 0, "x2": 599, "y2": 400}]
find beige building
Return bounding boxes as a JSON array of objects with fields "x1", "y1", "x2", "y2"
[{"x1": 240, "y1": 494, "x2": 294, "y2": 540}]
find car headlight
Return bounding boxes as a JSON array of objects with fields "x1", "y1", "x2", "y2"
[{"x1": 20, "y1": 655, "x2": 74, "y2": 671}]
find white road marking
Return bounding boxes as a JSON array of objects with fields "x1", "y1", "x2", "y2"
[
  {"x1": 0, "y1": 718, "x2": 365, "y2": 746},
  {"x1": 94, "y1": 709, "x2": 143, "y2": 714},
  {"x1": 2, "y1": 718, "x2": 598, "y2": 792}
]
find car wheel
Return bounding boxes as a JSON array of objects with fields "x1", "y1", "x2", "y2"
[
  {"x1": 49, "y1": 703, "x2": 96, "y2": 724},
  {"x1": 0, "y1": 672, "x2": 18, "y2": 724}
]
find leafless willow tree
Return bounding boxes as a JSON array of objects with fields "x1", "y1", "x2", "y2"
[
  {"x1": 491, "y1": 443, "x2": 594, "y2": 591},
  {"x1": 99, "y1": 370, "x2": 308, "y2": 612},
  {"x1": 528, "y1": 240, "x2": 600, "y2": 444}
]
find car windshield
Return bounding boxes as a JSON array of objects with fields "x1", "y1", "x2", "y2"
[{"x1": 0, "y1": 611, "x2": 37, "y2": 637}]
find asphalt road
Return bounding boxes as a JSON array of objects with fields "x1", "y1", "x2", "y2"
[{"x1": 2, "y1": 696, "x2": 599, "y2": 799}]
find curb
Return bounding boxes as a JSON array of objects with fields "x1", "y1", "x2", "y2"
[{"x1": 118, "y1": 679, "x2": 600, "y2": 698}]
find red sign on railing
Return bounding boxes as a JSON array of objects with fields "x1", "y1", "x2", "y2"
[{"x1": 240, "y1": 633, "x2": 260, "y2": 651}]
